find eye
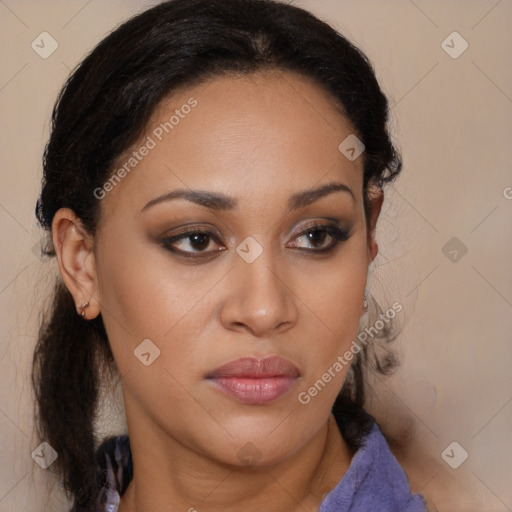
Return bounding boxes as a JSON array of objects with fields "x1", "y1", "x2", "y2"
[
  {"x1": 162, "y1": 230, "x2": 224, "y2": 257},
  {"x1": 289, "y1": 224, "x2": 350, "y2": 252},
  {"x1": 161, "y1": 223, "x2": 351, "y2": 259}
]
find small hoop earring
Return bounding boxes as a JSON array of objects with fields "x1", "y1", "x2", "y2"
[
  {"x1": 79, "y1": 301, "x2": 89, "y2": 318},
  {"x1": 363, "y1": 293, "x2": 368, "y2": 310}
]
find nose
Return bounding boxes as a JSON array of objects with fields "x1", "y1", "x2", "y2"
[{"x1": 219, "y1": 251, "x2": 299, "y2": 338}]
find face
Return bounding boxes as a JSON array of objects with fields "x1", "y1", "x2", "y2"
[{"x1": 62, "y1": 70, "x2": 382, "y2": 467}]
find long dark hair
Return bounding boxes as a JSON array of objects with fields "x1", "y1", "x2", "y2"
[{"x1": 33, "y1": 0, "x2": 402, "y2": 507}]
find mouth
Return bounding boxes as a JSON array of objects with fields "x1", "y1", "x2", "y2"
[{"x1": 206, "y1": 356, "x2": 301, "y2": 405}]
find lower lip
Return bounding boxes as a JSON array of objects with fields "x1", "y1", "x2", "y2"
[{"x1": 208, "y1": 376, "x2": 297, "y2": 405}]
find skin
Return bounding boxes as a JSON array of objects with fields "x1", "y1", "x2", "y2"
[{"x1": 52, "y1": 69, "x2": 383, "y2": 512}]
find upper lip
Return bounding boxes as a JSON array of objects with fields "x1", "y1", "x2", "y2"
[{"x1": 206, "y1": 356, "x2": 300, "y2": 379}]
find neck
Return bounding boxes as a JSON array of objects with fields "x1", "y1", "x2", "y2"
[{"x1": 118, "y1": 413, "x2": 351, "y2": 512}]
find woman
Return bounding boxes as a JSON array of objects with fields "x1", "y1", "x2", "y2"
[{"x1": 33, "y1": 0, "x2": 428, "y2": 510}]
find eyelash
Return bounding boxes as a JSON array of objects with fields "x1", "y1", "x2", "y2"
[{"x1": 161, "y1": 224, "x2": 350, "y2": 259}]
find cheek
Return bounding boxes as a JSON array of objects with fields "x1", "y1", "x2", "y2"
[
  {"x1": 294, "y1": 285, "x2": 362, "y2": 413},
  {"x1": 96, "y1": 254, "x2": 210, "y2": 431},
  {"x1": 293, "y1": 247, "x2": 367, "y2": 400},
  {"x1": 300, "y1": 248, "x2": 367, "y2": 340},
  {"x1": 96, "y1": 240, "x2": 220, "y2": 379}
]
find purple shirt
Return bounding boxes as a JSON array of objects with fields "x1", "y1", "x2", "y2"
[
  {"x1": 319, "y1": 422, "x2": 427, "y2": 511},
  {"x1": 72, "y1": 419, "x2": 427, "y2": 511}
]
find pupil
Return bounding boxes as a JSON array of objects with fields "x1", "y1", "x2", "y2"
[
  {"x1": 308, "y1": 230, "x2": 326, "y2": 246},
  {"x1": 191, "y1": 234, "x2": 209, "y2": 250}
]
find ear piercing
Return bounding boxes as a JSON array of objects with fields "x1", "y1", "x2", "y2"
[
  {"x1": 78, "y1": 301, "x2": 89, "y2": 318},
  {"x1": 78, "y1": 294, "x2": 368, "y2": 317}
]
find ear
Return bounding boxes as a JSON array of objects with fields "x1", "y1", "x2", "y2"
[
  {"x1": 365, "y1": 184, "x2": 384, "y2": 266},
  {"x1": 52, "y1": 208, "x2": 100, "y2": 320}
]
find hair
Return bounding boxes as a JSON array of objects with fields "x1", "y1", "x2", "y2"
[{"x1": 33, "y1": 0, "x2": 402, "y2": 507}]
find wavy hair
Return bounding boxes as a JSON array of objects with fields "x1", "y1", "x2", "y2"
[{"x1": 33, "y1": 0, "x2": 402, "y2": 507}]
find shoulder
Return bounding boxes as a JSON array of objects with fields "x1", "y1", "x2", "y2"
[
  {"x1": 74, "y1": 409, "x2": 427, "y2": 512},
  {"x1": 323, "y1": 406, "x2": 428, "y2": 512}
]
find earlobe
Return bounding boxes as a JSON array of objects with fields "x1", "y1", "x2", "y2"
[{"x1": 51, "y1": 208, "x2": 100, "y2": 320}]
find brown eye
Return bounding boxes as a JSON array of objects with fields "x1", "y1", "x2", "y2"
[
  {"x1": 162, "y1": 230, "x2": 224, "y2": 257},
  {"x1": 290, "y1": 225, "x2": 350, "y2": 252}
]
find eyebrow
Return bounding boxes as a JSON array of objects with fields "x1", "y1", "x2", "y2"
[{"x1": 140, "y1": 181, "x2": 354, "y2": 213}]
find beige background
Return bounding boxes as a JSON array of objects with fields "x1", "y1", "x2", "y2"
[{"x1": 1, "y1": 1, "x2": 511, "y2": 511}]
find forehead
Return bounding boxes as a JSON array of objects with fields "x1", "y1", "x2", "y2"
[{"x1": 99, "y1": 69, "x2": 363, "y2": 220}]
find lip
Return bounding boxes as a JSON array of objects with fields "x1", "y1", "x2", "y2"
[{"x1": 206, "y1": 356, "x2": 300, "y2": 405}]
